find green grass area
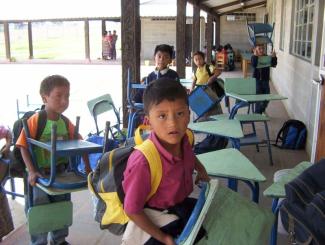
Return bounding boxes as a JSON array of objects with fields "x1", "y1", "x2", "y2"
[{"x1": 0, "y1": 25, "x2": 104, "y2": 61}]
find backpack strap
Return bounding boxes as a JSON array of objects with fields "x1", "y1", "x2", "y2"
[
  {"x1": 35, "y1": 110, "x2": 47, "y2": 140},
  {"x1": 205, "y1": 64, "x2": 213, "y2": 77},
  {"x1": 35, "y1": 110, "x2": 72, "y2": 140},
  {"x1": 134, "y1": 124, "x2": 151, "y2": 145},
  {"x1": 134, "y1": 139, "x2": 162, "y2": 200}
]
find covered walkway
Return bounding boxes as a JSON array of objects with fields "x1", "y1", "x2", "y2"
[{"x1": 2, "y1": 68, "x2": 309, "y2": 245}]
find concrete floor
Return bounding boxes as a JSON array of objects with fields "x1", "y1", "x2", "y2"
[{"x1": 1, "y1": 65, "x2": 310, "y2": 245}]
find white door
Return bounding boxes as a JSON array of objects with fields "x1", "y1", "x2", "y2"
[{"x1": 311, "y1": 8, "x2": 325, "y2": 162}]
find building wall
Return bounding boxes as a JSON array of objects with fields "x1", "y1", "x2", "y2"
[
  {"x1": 141, "y1": 17, "x2": 205, "y2": 61},
  {"x1": 270, "y1": 0, "x2": 324, "y2": 156},
  {"x1": 219, "y1": 8, "x2": 266, "y2": 52}
]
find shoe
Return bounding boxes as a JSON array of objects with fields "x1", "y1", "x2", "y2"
[
  {"x1": 50, "y1": 241, "x2": 71, "y2": 245},
  {"x1": 59, "y1": 242, "x2": 71, "y2": 245}
]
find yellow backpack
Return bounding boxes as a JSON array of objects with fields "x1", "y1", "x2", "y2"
[{"x1": 88, "y1": 128, "x2": 194, "y2": 235}]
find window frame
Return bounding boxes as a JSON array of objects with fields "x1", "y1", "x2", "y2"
[{"x1": 291, "y1": 0, "x2": 315, "y2": 61}]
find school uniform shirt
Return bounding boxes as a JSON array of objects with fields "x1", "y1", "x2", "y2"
[
  {"x1": 122, "y1": 132, "x2": 195, "y2": 214},
  {"x1": 146, "y1": 67, "x2": 179, "y2": 84},
  {"x1": 251, "y1": 55, "x2": 277, "y2": 81},
  {"x1": 194, "y1": 64, "x2": 215, "y2": 86}
]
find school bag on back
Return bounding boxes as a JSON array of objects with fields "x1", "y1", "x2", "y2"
[
  {"x1": 87, "y1": 139, "x2": 163, "y2": 235},
  {"x1": 88, "y1": 129, "x2": 194, "y2": 235},
  {"x1": 11, "y1": 109, "x2": 69, "y2": 177},
  {"x1": 275, "y1": 119, "x2": 307, "y2": 149},
  {"x1": 280, "y1": 159, "x2": 325, "y2": 244}
]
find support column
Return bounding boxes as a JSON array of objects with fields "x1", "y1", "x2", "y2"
[
  {"x1": 28, "y1": 21, "x2": 33, "y2": 59},
  {"x1": 84, "y1": 19, "x2": 90, "y2": 61},
  {"x1": 4, "y1": 22, "x2": 11, "y2": 61},
  {"x1": 206, "y1": 14, "x2": 213, "y2": 64},
  {"x1": 121, "y1": 0, "x2": 141, "y2": 127},
  {"x1": 214, "y1": 16, "x2": 220, "y2": 48},
  {"x1": 176, "y1": 0, "x2": 186, "y2": 78},
  {"x1": 192, "y1": 4, "x2": 200, "y2": 71},
  {"x1": 101, "y1": 19, "x2": 106, "y2": 35}
]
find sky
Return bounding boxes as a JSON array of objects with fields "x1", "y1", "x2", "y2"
[{"x1": 0, "y1": 0, "x2": 201, "y2": 20}]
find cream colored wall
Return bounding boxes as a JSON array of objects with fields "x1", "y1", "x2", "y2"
[
  {"x1": 219, "y1": 8, "x2": 266, "y2": 52},
  {"x1": 141, "y1": 17, "x2": 206, "y2": 61},
  {"x1": 270, "y1": 0, "x2": 324, "y2": 156}
]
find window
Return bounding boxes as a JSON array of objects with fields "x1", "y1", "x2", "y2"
[
  {"x1": 292, "y1": 0, "x2": 315, "y2": 60},
  {"x1": 279, "y1": 0, "x2": 286, "y2": 50},
  {"x1": 226, "y1": 13, "x2": 256, "y2": 22}
]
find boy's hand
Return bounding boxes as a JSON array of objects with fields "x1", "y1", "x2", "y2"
[
  {"x1": 253, "y1": 48, "x2": 258, "y2": 56},
  {"x1": 85, "y1": 165, "x2": 92, "y2": 175},
  {"x1": 163, "y1": 234, "x2": 176, "y2": 245},
  {"x1": 272, "y1": 49, "x2": 276, "y2": 57},
  {"x1": 28, "y1": 171, "x2": 43, "y2": 186},
  {"x1": 195, "y1": 169, "x2": 210, "y2": 184}
]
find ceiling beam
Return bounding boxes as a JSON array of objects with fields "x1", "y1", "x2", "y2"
[
  {"x1": 187, "y1": 0, "x2": 219, "y2": 18},
  {"x1": 213, "y1": 0, "x2": 255, "y2": 11},
  {"x1": 219, "y1": 1, "x2": 266, "y2": 16}
]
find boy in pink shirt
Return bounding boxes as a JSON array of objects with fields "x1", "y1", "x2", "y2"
[{"x1": 122, "y1": 78, "x2": 209, "y2": 245}]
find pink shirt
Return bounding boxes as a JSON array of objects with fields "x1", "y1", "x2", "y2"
[
  {"x1": 122, "y1": 132, "x2": 195, "y2": 214},
  {"x1": 0, "y1": 125, "x2": 9, "y2": 139}
]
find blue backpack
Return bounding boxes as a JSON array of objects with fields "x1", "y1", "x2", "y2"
[{"x1": 275, "y1": 120, "x2": 307, "y2": 150}]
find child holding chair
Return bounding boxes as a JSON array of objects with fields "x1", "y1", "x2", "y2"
[
  {"x1": 251, "y1": 44, "x2": 277, "y2": 114},
  {"x1": 122, "y1": 78, "x2": 209, "y2": 245},
  {"x1": 191, "y1": 51, "x2": 223, "y2": 118},
  {"x1": 16, "y1": 75, "x2": 91, "y2": 245}
]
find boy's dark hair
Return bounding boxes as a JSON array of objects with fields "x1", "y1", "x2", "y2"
[
  {"x1": 193, "y1": 51, "x2": 205, "y2": 60},
  {"x1": 143, "y1": 78, "x2": 188, "y2": 115},
  {"x1": 154, "y1": 44, "x2": 173, "y2": 58},
  {"x1": 40, "y1": 75, "x2": 70, "y2": 96}
]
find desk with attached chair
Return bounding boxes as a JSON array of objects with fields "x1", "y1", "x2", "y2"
[
  {"x1": 197, "y1": 148, "x2": 266, "y2": 203},
  {"x1": 263, "y1": 161, "x2": 312, "y2": 245},
  {"x1": 22, "y1": 117, "x2": 103, "y2": 238},
  {"x1": 224, "y1": 77, "x2": 287, "y2": 165}
]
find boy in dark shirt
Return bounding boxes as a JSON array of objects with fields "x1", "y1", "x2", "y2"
[
  {"x1": 133, "y1": 44, "x2": 179, "y2": 103},
  {"x1": 251, "y1": 44, "x2": 277, "y2": 114}
]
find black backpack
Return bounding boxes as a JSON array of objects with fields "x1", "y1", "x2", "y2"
[
  {"x1": 194, "y1": 134, "x2": 228, "y2": 154},
  {"x1": 280, "y1": 159, "x2": 325, "y2": 244},
  {"x1": 274, "y1": 119, "x2": 307, "y2": 149},
  {"x1": 11, "y1": 110, "x2": 69, "y2": 177}
]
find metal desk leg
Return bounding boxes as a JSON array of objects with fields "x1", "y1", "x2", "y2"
[
  {"x1": 231, "y1": 138, "x2": 240, "y2": 150},
  {"x1": 242, "y1": 180, "x2": 260, "y2": 203},
  {"x1": 228, "y1": 178, "x2": 238, "y2": 192},
  {"x1": 270, "y1": 198, "x2": 280, "y2": 245}
]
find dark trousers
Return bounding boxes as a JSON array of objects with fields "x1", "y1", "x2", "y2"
[
  {"x1": 255, "y1": 79, "x2": 270, "y2": 114},
  {"x1": 144, "y1": 197, "x2": 206, "y2": 245}
]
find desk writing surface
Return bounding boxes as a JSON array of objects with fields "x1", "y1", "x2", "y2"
[
  {"x1": 29, "y1": 139, "x2": 102, "y2": 155},
  {"x1": 188, "y1": 119, "x2": 244, "y2": 139},
  {"x1": 226, "y1": 92, "x2": 287, "y2": 102},
  {"x1": 263, "y1": 161, "x2": 312, "y2": 198},
  {"x1": 180, "y1": 78, "x2": 193, "y2": 84},
  {"x1": 197, "y1": 148, "x2": 266, "y2": 182}
]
